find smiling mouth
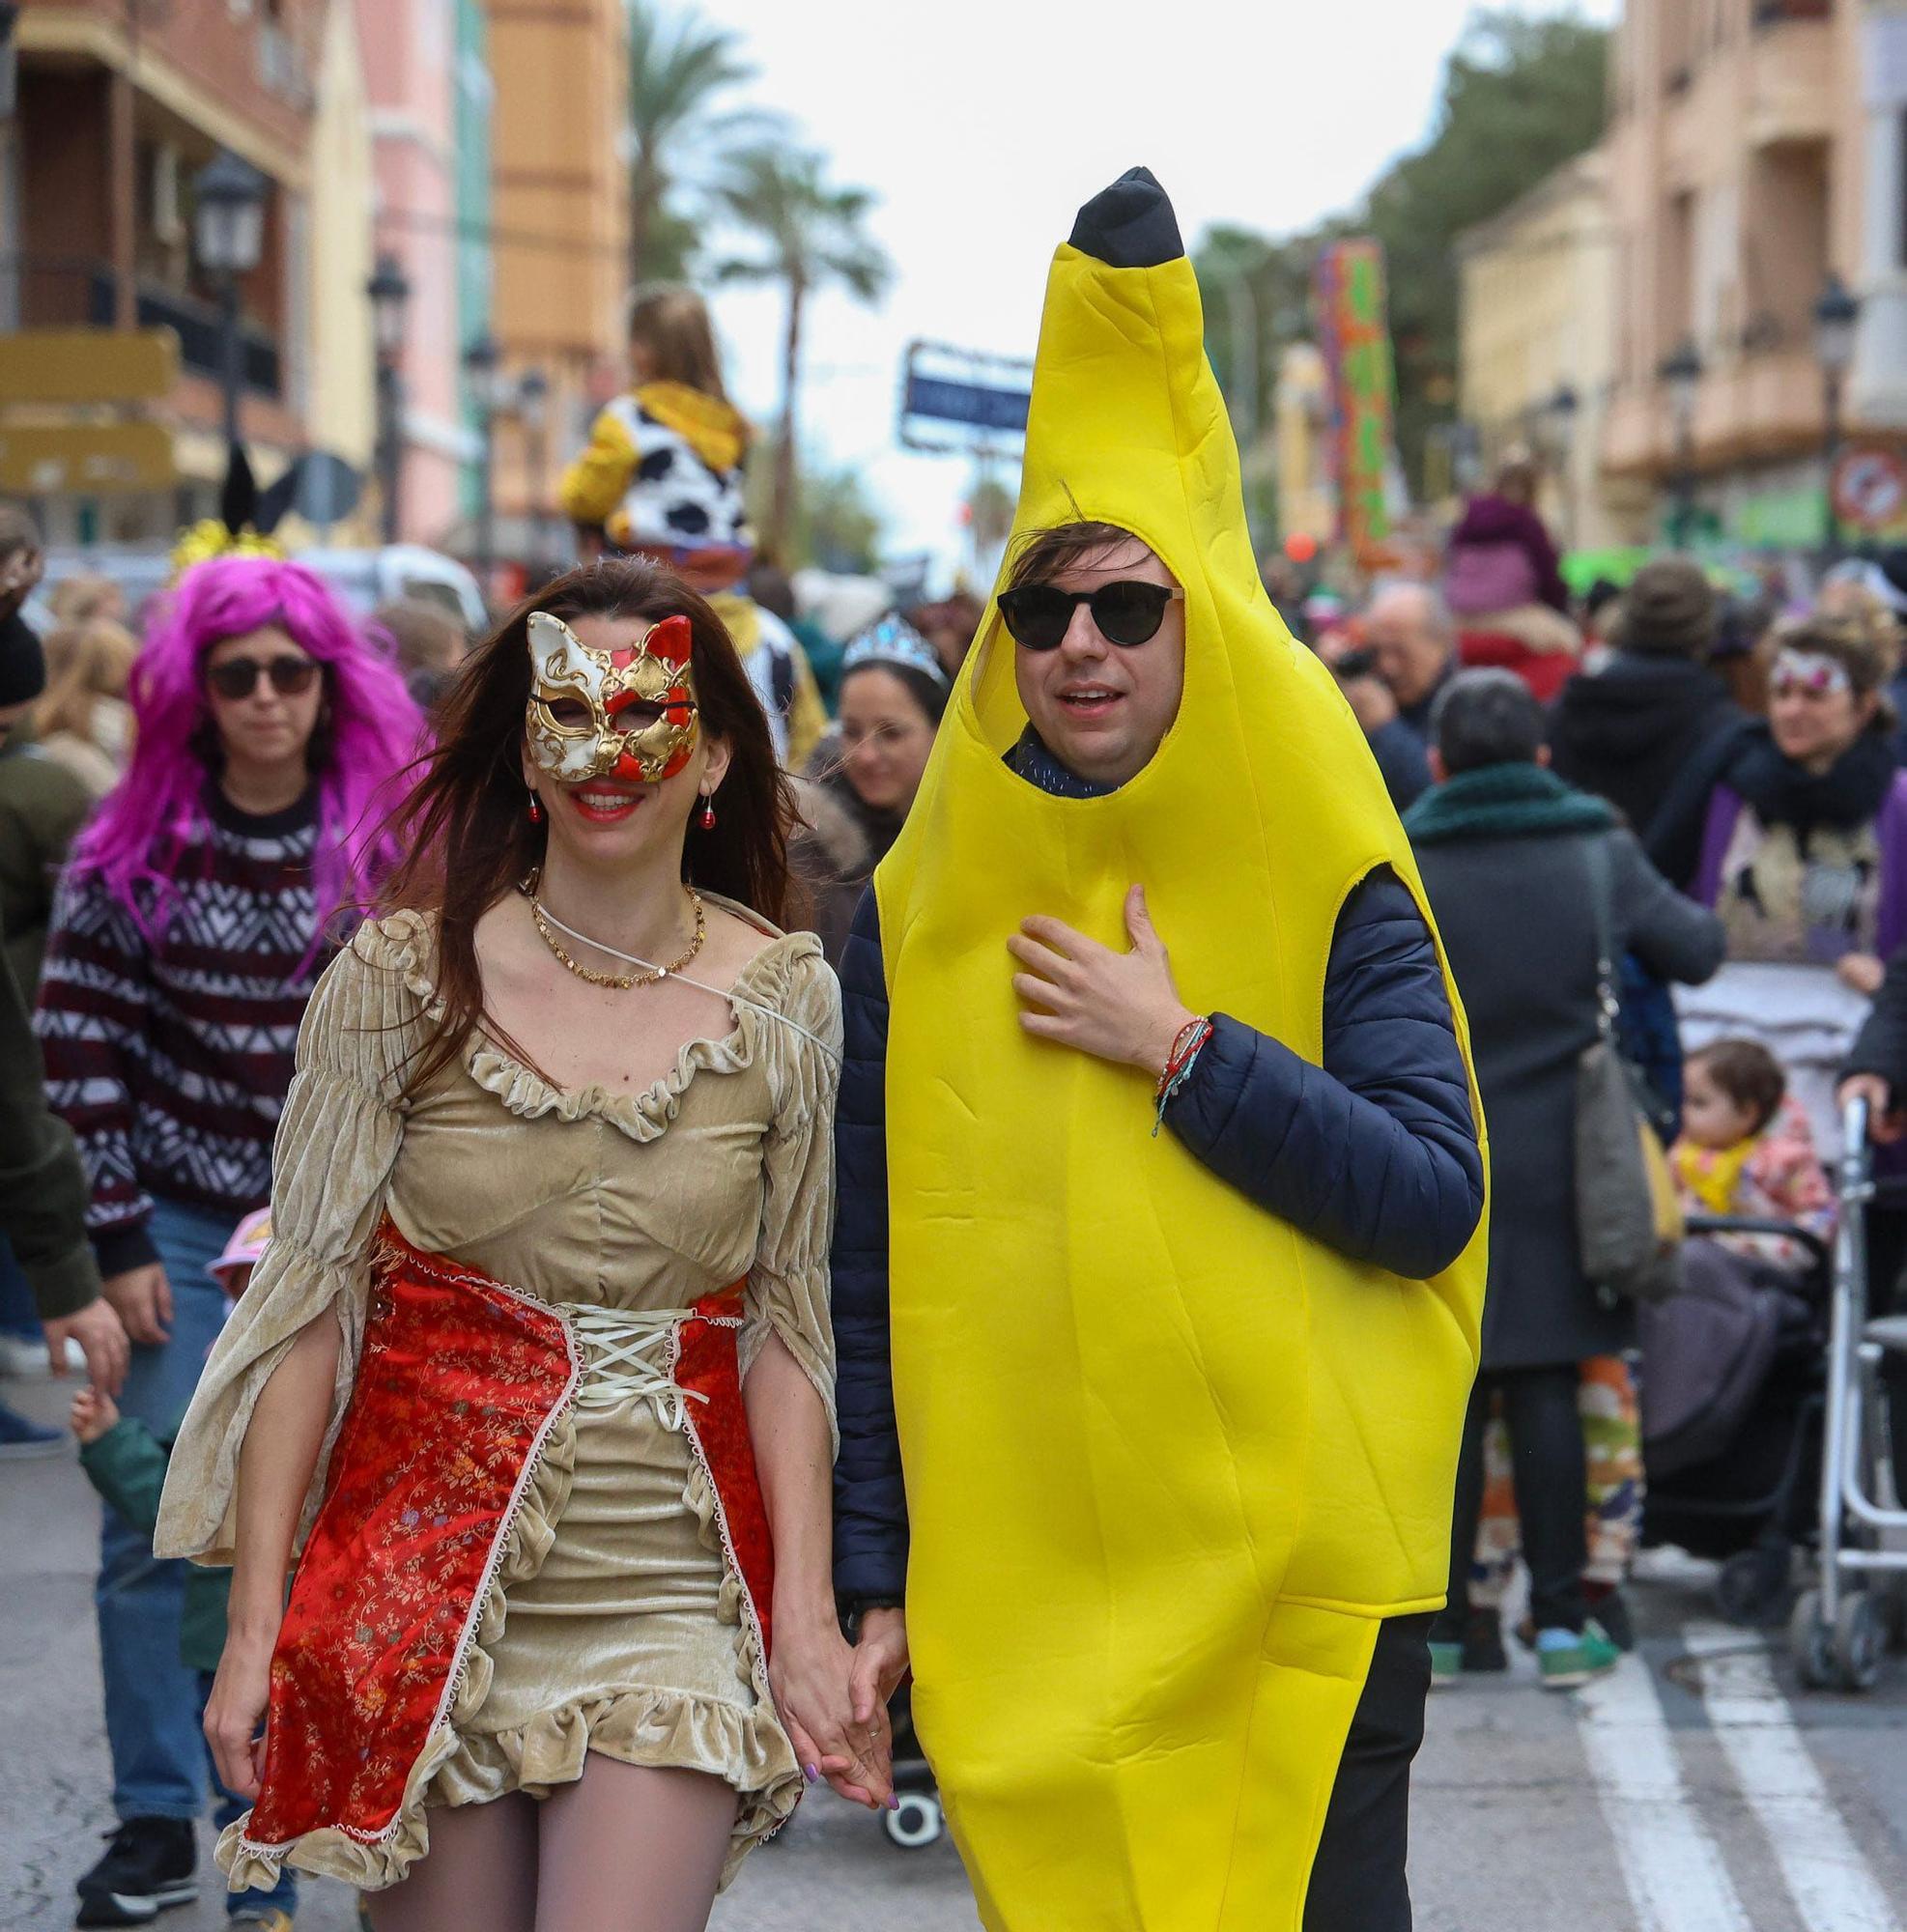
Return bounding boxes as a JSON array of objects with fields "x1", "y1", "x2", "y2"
[
  {"x1": 1058, "y1": 687, "x2": 1124, "y2": 712},
  {"x1": 566, "y1": 784, "x2": 646, "y2": 824}
]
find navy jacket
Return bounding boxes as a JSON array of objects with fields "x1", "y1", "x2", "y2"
[{"x1": 832, "y1": 830, "x2": 1485, "y2": 1604}]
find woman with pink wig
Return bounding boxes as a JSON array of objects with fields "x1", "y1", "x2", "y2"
[{"x1": 36, "y1": 554, "x2": 420, "y2": 1930}]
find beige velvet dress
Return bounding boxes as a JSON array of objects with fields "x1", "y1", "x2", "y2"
[{"x1": 155, "y1": 903, "x2": 842, "y2": 1893}]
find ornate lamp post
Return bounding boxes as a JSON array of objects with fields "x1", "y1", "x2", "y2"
[
  {"x1": 1543, "y1": 381, "x2": 1581, "y2": 549},
  {"x1": 1814, "y1": 271, "x2": 1861, "y2": 561},
  {"x1": 462, "y1": 332, "x2": 505, "y2": 595},
  {"x1": 192, "y1": 152, "x2": 268, "y2": 456},
  {"x1": 515, "y1": 366, "x2": 552, "y2": 573},
  {"x1": 1658, "y1": 337, "x2": 1703, "y2": 550},
  {"x1": 366, "y1": 254, "x2": 412, "y2": 547}
]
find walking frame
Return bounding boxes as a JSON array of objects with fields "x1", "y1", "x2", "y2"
[{"x1": 1788, "y1": 1094, "x2": 1907, "y2": 1692}]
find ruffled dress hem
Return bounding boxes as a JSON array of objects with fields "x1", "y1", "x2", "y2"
[{"x1": 216, "y1": 1275, "x2": 796, "y2": 1896}]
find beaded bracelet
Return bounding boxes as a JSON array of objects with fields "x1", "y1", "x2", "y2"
[{"x1": 1153, "y1": 1016, "x2": 1214, "y2": 1137}]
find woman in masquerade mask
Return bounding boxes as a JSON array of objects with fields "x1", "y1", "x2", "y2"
[
  {"x1": 1654, "y1": 608, "x2": 1907, "y2": 1152},
  {"x1": 155, "y1": 559, "x2": 876, "y2": 1931}
]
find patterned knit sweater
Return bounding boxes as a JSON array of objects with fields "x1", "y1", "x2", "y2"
[{"x1": 35, "y1": 786, "x2": 330, "y2": 1275}]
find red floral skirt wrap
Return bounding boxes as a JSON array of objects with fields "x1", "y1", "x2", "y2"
[{"x1": 236, "y1": 1221, "x2": 778, "y2": 1869}]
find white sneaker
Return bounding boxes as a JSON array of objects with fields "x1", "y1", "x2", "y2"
[{"x1": 0, "y1": 1332, "x2": 81, "y2": 1377}]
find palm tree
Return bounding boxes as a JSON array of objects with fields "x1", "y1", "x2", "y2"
[
  {"x1": 625, "y1": 2, "x2": 769, "y2": 287},
  {"x1": 716, "y1": 146, "x2": 893, "y2": 555}
]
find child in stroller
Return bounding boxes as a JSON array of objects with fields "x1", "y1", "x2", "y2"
[{"x1": 1641, "y1": 1039, "x2": 1836, "y2": 1623}]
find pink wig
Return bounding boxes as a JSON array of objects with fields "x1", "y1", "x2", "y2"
[{"x1": 70, "y1": 556, "x2": 424, "y2": 932}]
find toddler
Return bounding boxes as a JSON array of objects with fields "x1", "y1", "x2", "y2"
[
  {"x1": 71, "y1": 1208, "x2": 296, "y2": 1932},
  {"x1": 1673, "y1": 1039, "x2": 1835, "y2": 1274},
  {"x1": 558, "y1": 286, "x2": 825, "y2": 764}
]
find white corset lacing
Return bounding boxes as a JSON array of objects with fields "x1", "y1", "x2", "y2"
[{"x1": 561, "y1": 1302, "x2": 709, "y2": 1432}]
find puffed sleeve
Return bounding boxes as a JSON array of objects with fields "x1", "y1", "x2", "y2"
[
  {"x1": 740, "y1": 940, "x2": 842, "y2": 1457},
  {"x1": 154, "y1": 916, "x2": 429, "y2": 1566}
]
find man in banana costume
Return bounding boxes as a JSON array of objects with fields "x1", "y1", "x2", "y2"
[{"x1": 831, "y1": 170, "x2": 1489, "y2": 1931}]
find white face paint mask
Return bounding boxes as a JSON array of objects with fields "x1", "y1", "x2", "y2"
[{"x1": 524, "y1": 610, "x2": 700, "y2": 784}]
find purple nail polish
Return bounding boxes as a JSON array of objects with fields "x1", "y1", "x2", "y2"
[
  {"x1": 887, "y1": 1794, "x2": 900, "y2": 1811},
  {"x1": 803, "y1": 1764, "x2": 819, "y2": 1782}
]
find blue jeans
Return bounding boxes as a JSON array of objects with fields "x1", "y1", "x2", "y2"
[
  {"x1": 98, "y1": 1197, "x2": 233, "y2": 1822},
  {"x1": 0, "y1": 1232, "x2": 42, "y2": 1340},
  {"x1": 199, "y1": 1672, "x2": 298, "y2": 1918}
]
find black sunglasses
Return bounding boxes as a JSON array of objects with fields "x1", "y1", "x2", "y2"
[
  {"x1": 205, "y1": 655, "x2": 321, "y2": 701},
  {"x1": 996, "y1": 581, "x2": 1185, "y2": 652}
]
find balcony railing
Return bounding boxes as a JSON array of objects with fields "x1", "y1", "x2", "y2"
[{"x1": 0, "y1": 257, "x2": 281, "y2": 397}]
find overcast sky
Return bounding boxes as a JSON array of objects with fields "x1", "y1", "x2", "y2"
[{"x1": 697, "y1": 0, "x2": 1620, "y2": 578}]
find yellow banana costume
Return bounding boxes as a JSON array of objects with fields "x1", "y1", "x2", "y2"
[{"x1": 872, "y1": 173, "x2": 1489, "y2": 1928}]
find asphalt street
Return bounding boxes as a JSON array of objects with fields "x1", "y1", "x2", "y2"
[{"x1": 4, "y1": 1364, "x2": 1905, "y2": 1932}]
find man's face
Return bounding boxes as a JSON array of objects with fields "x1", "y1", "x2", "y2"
[
  {"x1": 1010, "y1": 536, "x2": 1186, "y2": 790},
  {"x1": 1363, "y1": 591, "x2": 1452, "y2": 710}
]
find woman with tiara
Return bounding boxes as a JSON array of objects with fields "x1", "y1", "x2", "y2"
[
  {"x1": 156, "y1": 559, "x2": 882, "y2": 1931},
  {"x1": 794, "y1": 614, "x2": 949, "y2": 965}
]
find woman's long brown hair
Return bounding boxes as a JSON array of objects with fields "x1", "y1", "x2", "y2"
[{"x1": 377, "y1": 557, "x2": 800, "y2": 1094}]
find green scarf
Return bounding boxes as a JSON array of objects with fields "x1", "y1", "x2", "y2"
[{"x1": 1403, "y1": 761, "x2": 1617, "y2": 846}]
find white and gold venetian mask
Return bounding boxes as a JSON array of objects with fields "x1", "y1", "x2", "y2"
[{"x1": 524, "y1": 610, "x2": 699, "y2": 784}]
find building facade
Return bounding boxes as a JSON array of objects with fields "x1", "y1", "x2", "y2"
[
  {"x1": 3, "y1": 0, "x2": 379, "y2": 543},
  {"x1": 1457, "y1": 148, "x2": 1651, "y2": 551},
  {"x1": 484, "y1": 0, "x2": 630, "y2": 571},
  {"x1": 1600, "y1": 0, "x2": 1864, "y2": 548},
  {"x1": 357, "y1": 0, "x2": 486, "y2": 549}
]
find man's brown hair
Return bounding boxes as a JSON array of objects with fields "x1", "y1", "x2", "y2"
[{"x1": 1003, "y1": 519, "x2": 1142, "y2": 595}]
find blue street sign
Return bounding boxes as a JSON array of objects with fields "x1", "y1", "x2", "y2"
[{"x1": 902, "y1": 370, "x2": 1030, "y2": 435}]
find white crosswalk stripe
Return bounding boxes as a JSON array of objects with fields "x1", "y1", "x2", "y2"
[
  {"x1": 1576, "y1": 1652, "x2": 1755, "y2": 1932},
  {"x1": 1684, "y1": 1623, "x2": 1903, "y2": 1932}
]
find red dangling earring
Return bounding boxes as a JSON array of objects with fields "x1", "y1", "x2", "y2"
[
  {"x1": 699, "y1": 793, "x2": 717, "y2": 831},
  {"x1": 527, "y1": 790, "x2": 544, "y2": 826}
]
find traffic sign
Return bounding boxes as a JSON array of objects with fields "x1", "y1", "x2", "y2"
[
  {"x1": 0, "y1": 421, "x2": 175, "y2": 495},
  {"x1": 0, "y1": 328, "x2": 180, "y2": 407},
  {"x1": 899, "y1": 341, "x2": 1033, "y2": 455},
  {"x1": 1831, "y1": 446, "x2": 1907, "y2": 534}
]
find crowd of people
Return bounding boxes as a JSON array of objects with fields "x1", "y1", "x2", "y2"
[{"x1": 0, "y1": 165, "x2": 1903, "y2": 1932}]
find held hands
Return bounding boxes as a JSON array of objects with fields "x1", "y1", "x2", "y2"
[
  {"x1": 102, "y1": 1263, "x2": 173, "y2": 1347},
  {"x1": 1009, "y1": 885, "x2": 1197, "y2": 1075},
  {"x1": 69, "y1": 1384, "x2": 121, "y2": 1444},
  {"x1": 770, "y1": 1608, "x2": 895, "y2": 1811},
  {"x1": 46, "y1": 1297, "x2": 130, "y2": 1395},
  {"x1": 849, "y1": 1606, "x2": 910, "y2": 1742}
]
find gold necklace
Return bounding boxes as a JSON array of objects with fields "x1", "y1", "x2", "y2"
[{"x1": 530, "y1": 885, "x2": 706, "y2": 990}]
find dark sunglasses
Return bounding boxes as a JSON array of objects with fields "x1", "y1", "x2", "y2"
[
  {"x1": 996, "y1": 581, "x2": 1184, "y2": 652},
  {"x1": 205, "y1": 655, "x2": 321, "y2": 701}
]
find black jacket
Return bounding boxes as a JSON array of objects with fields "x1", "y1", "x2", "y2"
[
  {"x1": 1549, "y1": 653, "x2": 1744, "y2": 856},
  {"x1": 831, "y1": 863, "x2": 1486, "y2": 1605},
  {"x1": 1415, "y1": 824, "x2": 1722, "y2": 1370}
]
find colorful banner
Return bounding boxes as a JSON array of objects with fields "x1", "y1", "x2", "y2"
[{"x1": 1313, "y1": 240, "x2": 1399, "y2": 562}]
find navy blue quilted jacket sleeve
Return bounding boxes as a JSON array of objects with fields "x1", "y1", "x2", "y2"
[
  {"x1": 1164, "y1": 868, "x2": 1483, "y2": 1281},
  {"x1": 831, "y1": 888, "x2": 908, "y2": 1603},
  {"x1": 829, "y1": 868, "x2": 1485, "y2": 1603}
]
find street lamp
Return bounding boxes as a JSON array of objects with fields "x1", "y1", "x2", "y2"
[
  {"x1": 463, "y1": 333, "x2": 505, "y2": 595},
  {"x1": 1543, "y1": 382, "x2": 1581, "y2": 549},
  {"x1": 1814, "y1": 271, "x2": 1861, "y2": 561},
  {"x1": 0, "y1": 4, "x2": 22, "y2": 121},
  {"x1": 515, "y1": 367, "x2": 552, "y2": 572},
  {"x1": 1658, "y1": 337, "x2": 1703, "y2": 550},
  {"x1": 366, "y1": 255, "x2": 412, "y2": 546},
  {"x1": 193, "y1": 151, "x2": 268, "y2": 455}
]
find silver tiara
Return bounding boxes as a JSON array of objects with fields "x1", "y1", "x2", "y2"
[{"x1": 840, "y1": 614, "x2": 950, "y2": 688}]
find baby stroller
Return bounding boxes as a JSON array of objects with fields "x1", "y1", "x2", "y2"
[
  {"x1": 882, "y1": 1680, "x2": 945, "y2": 1851},
  {"x1": 1640, "y1": 1212, "x2": 1831, "y2": 1630},
  {"x1": 1785, "y1": 1094, "x2": 1907, "y2": 1692}
]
